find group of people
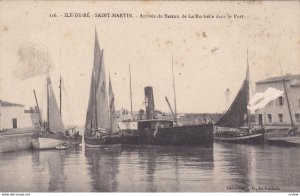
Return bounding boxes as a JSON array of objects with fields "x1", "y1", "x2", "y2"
[{"x1": 65, "y1": 128, "x2": 80, "y2": 137}]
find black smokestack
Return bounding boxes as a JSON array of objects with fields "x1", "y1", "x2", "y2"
[{"x1": 144, "y1": 86, "x2": 155, "y2": 119}]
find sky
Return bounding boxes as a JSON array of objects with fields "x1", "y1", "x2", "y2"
[{"x1": 0, "y1": 1, "x2": 300, "y2": 126}]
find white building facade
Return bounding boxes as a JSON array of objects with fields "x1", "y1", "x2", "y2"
[
  {"x1": 254, "y1": 74, "x2": 300, "y2": 128},
  {"x1": 0, "y1": 101, "x2": 33, "y2": 130}
]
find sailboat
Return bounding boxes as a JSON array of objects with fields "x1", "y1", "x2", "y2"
[
  {"x1": 32, "y1": 77, "x2": 82, "y2": 150},
  {"x1": 214, "y1": 53, "x2": 265, "y2": 144},
  {"x1": 265, "y1": 76, "x2": 300, "y2": 145},
  {"x1": 84, "y1": 31, "x2": 120, "y2": 148}
]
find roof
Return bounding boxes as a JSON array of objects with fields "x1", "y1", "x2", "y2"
[
  {"x1": 0, "y1": 101, "x2": 24, "y2": 107},
  {"x1": 256, "y1": 74, "x2": 300, "y2": 85}
]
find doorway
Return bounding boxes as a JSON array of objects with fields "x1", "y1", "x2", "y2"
[
  {"x1": 258, "y1": 114, "x2": 263, "y2": 125},
  {"x1": 12, "y1": 118, "x2": 17, "y2": 128}
]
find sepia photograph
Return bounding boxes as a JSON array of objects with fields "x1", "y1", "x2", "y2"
[{"x1": 0, "y1": 0, "x2": 299, "y2": 193}]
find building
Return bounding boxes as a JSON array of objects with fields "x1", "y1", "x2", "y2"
[
  {"x1": 254, "y1": 74, "x2": 300, "y2": 128},
  {"x1": 177, "y1": 113, "x2": 222, "y2": 126},
  {"x1": 0, "y1": 100, "x2": 33, "y2": 131}
]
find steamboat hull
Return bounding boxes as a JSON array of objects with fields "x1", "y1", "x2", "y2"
[{"x1": 121, "y1": 124, "x2": 213, "y2": 146}]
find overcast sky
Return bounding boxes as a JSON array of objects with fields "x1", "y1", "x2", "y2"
[{"x1": 0, "y1": 1, "x2": 299, "y2": 126}]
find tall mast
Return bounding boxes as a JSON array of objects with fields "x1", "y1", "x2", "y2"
[
  {"x1": 46, "y1": 47, "x2": 50, "y2": 131},
  {"x1": 129, "y1": 64, "x2": 133, "y2": 120},
  {"x1": 59, "y1": 46, "x2": 62, "y2": 116},
  {"x1": 246, "y1": 49, "x2": 250, "y2": 126},
  {"x1": 282, "y1": 78, "x2": 294, "y2": 127},
  {"x1": 109, "y1": 74, "x2": 112, "y2": 131},
  {"x1": 59, "y1": 76, "x2": 62, "y2": 115},
  {"x1": 172, "y1": 55, "x2": 178, "y2": 125},
  {"x1": 47, "y1": 77, "x2": 50, "y2": 131}
]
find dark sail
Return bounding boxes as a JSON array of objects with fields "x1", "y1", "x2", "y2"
[{"x1": 216, "y1": 66, "x2": 249, "y2": 128}]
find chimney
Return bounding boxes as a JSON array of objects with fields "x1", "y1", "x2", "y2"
[{"x1": 144, "y1": 86, "x2": 155, "y2": 119}]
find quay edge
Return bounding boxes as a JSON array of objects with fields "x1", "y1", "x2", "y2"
[{"x1": 0, "y1": 128, "x2": 35, "y2": 153}]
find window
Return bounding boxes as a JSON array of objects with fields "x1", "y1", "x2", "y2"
[
  {"x1": 296, "y1": 113, "x2": 300, "y2": 123},
  {"x1": 268, "y1": 114, "x2": 272, "y2": 123},
  {"x1": 278, "y1": 96, "x2": 284, "y2": 106},
  {"x1": 278, "y1": 114, "x2": 283, "y2": 123}
]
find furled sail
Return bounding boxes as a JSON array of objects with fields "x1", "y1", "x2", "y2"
[
  {"x1": 109, "y1": 76, "x2": 118, "y2": 133},
  {"x1": 85, "y1": 31, "x2": 110, "y2": 131},
  {"x1": 216, "y1": 65, "x2": 249, "y2": 128},
  {"x1": 48, "y1": 79, "x2": 65, "y2": 133}
]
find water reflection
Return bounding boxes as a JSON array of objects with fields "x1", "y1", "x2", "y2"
[
  {"x1": 213, "y1": 143, "x2": 300, "y2": 192},
  {"x1": 84, "y1": 145, "x2": 214, "y2": 192},
  {"x1": 0, "y1": 150, "x2": 35, "y2": 192},
  {"x1": 0, "y1": 143, "x2": 299, "y2": 192},
  {"x1": 32, "y1": 150, "x2": 67, "y2": 191},
  {"x1": 85, "y1": 146, "x2": 121, "y2": 192},
  {"x1": 213, "y1": 143, "x2": 257, "y2": 192}
]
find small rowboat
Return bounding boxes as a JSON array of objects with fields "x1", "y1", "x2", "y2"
[{"x1": 56, "y1": 142, "x2": 70, "y2": 150}]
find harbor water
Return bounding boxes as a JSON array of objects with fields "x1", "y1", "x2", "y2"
[{"x1": 0, "y1": 139, "x2": 299, "y2": 192}]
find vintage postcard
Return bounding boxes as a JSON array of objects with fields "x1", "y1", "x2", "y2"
[{"x1": 0, "y1": 0, "x2": 299, "y2": 193}]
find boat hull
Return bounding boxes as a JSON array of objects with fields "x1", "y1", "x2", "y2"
[
  {"x1": 264, "y1": 127, "x2": 300, "y2": 146},
  {"x1": 32, "y1": 137, "x2": 64, "y2": 150},
  {"x1": 84, "y1": 135, "x2": 121, "y2": 148},
  {"x1": 284, "y1": 136, "x2": 300, "y2": 145},
  {"x1": 121, "y1": 124, "x2": 213, "y2": 146},
  {"x1": 214, "y1": 126, "x2": 265, "y2": 144},
  {"x1": 266, "y1": 135, "x2": 300, "y2": 146},
  {"x1": 56, "y1": 143, "x2": 70, "y2": 150},
  {"x1": 214, "y1": 133, "x2": 264, "y2": 144},
  {"x1": 32, "y1": 133, "x2": 82, "y2": 150}
]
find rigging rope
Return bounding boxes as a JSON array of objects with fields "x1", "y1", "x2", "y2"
[
  {"x1": 287, "y1": 85, "x2": 296, "y2": 118},
  {"x1": 40, "y1": 76, "x2": 47, "y2": 121}
]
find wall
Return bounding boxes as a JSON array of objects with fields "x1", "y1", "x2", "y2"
[
  {"x1": 0, "y1": 132, "x2": 34, "y2": 152},
  {"x1": 0, "y1": 106, "x2": 33, "y2": 130}
]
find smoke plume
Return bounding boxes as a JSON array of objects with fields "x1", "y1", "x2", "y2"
[{"x1": 14, "y1": 43, "x2": 53, "y2": 80}]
